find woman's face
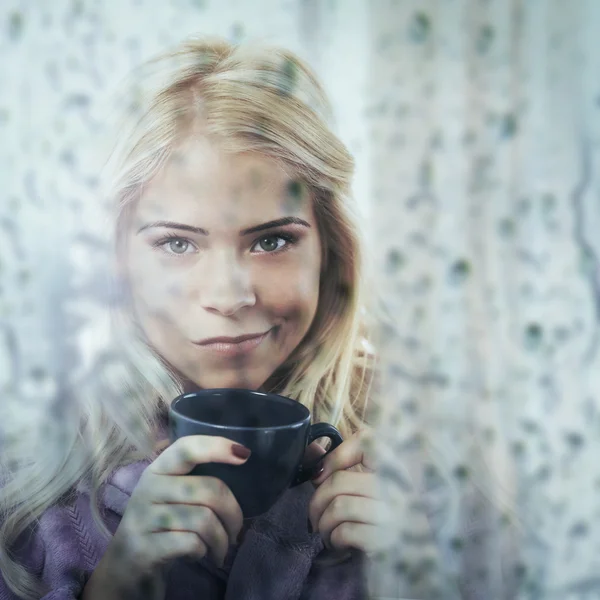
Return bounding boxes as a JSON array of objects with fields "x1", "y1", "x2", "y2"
[{"x1": 124, "y1": 136, "x2": 322, "y2": 391}]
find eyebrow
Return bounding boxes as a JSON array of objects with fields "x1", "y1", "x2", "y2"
[{"x1": 137, "y1": 216, "x2": 311, "y2": 236}]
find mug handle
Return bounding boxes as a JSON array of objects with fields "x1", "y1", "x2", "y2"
[{"x1": 290, "y1": 423, "x2": 344, "y2": 487}]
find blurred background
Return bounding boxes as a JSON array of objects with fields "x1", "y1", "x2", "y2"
[{"x1": 1, "y1": 0, "x2": 600, "y2": 598}]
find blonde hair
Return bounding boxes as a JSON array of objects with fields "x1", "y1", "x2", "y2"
[{"x1": 0, "y1": 36, "x2": 377, "y2": 599}]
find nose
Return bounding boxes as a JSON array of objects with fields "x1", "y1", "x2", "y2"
[{"x1": 199, "y1": 252, "x2": 256, "y2": 316}]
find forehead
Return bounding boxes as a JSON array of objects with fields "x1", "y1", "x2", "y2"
[{"x1": 136, "y1": 136, "x2": 311, "y2": 224}]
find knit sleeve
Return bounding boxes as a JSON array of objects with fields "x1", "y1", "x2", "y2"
[{"x1": 0, "y1": 495, "x2": 117, "y2": 600}]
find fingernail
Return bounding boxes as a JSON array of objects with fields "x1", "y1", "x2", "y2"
[
  {"x1": 311, "y1": 463, "x2": 324, "y2": 480},
  {"x1": 307, "y1": 518, "x2": 313, "y2": 534},
  {"x1": 231, "y1": 444, "x2": 251, "y2": 460}
]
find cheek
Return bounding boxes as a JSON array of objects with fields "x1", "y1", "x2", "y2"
[
  {"x1": 126, "y1": 246, "x2": 187, "y2": 314},
  {"x1": 256, "y1": 238, "x2": 322, "y2": 319},
  {"x1": 257, "y1": 263, "x2": 320, "y2": 319}
]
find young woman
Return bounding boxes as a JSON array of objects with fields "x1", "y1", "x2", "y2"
[{"x1": 0, "y1": 36, "x2": 382, "y2": 600}]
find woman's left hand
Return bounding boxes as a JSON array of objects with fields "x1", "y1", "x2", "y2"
[{"x1": 307, "y1": 429, "x2": 389, "y2": 556}]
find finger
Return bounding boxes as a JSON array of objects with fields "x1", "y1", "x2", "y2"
[
  {"x1": 309, "y1": 471, "x2": 376, "y2": 530},
  {"x1": 329, "y1": 522, "x2": 377, "y2": 553},
  {"x1": 151, "y1": 475, "x2": 244, "y2": 545},
  {"x1": 148, "y1": 503, "x2": 230, "y2": 568},
  {"x1": 316, "y1": 495, "x2": 385, "y2": 550},
  {"x1": 148, "y1": 435, "x2": 251, "y2": 476},
  {"x1": 302, "y1": 440, "x2": 327, "y2": 468},
  {"x1": 147, "y1": 530, "x2": 209, "y2": 565},
  {"x1": 311, "y1": 429, "x2": 374, "y2": 486}
]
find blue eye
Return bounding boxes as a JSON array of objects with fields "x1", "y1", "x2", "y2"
[
  {"x1": 254, "y1": 236, "x2": 285, "y2": 252},
  {"x1": 251, "y1": 233, "x2": 296, "y2": 254},
  {"x1": 166, "y1": 239, "x2": 190, "y2": 254},
  {"x1": 152, "y1": 235, "x2": 196, "y2": 255}
]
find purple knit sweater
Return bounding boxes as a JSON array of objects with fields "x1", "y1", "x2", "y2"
[{"x1": 0, "y1": 426, "x2": 367, "y2": 599}]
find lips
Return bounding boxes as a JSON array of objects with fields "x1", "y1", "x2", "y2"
[
  {"x1": 194, "y1": 330, "x2": 272, "y2": 346},
  {"x1": 193, "y1": 328, "x2": 273, "y2": 357}
]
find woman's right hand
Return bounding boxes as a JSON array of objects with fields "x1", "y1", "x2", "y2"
[{"x1": 86, "y1": 435, "x2": 249, "y2": 597}]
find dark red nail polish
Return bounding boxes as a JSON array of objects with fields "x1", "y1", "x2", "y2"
[{"x1": 232, "y1": 444, "x2": 251, "y2": 460}]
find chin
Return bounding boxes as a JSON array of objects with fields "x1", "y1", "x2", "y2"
[{"x1": 189, "y1": 370, "x2": 269, "y2": 392}]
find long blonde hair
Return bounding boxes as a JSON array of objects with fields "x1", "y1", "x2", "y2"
[{"x1": 0, "y1": 36, "x2": 377, "y2": 599}]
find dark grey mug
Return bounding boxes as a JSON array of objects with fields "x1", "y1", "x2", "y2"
[{"x1": 168, "y1": 388, "x2": 343, "y2": 518}]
